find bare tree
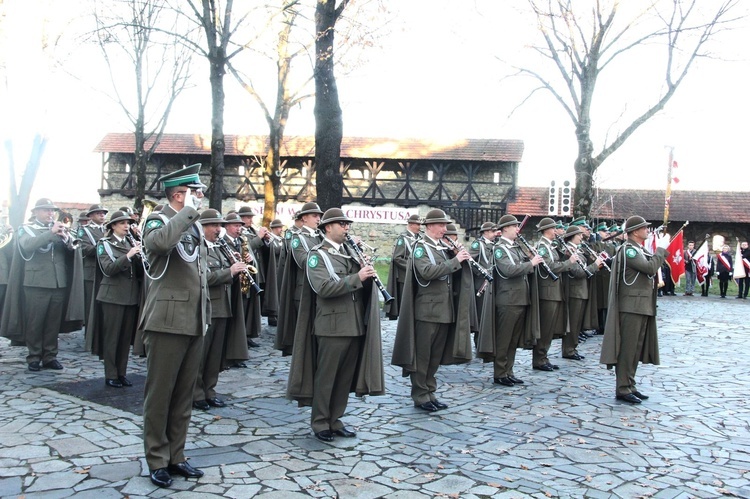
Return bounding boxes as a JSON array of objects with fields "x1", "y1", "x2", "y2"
[
  {"x1": 511, "y1": 0, "x2": 741, "y2": 217},
  {"x1": 227, "y1": 0, "x2": 314, "y2": 227},
  {"x1": 314, "y1": 0, "x2": 350, "y2": 211},
  {"x1": 92, "y1": 0, "x2": 194, "y2": 213}
]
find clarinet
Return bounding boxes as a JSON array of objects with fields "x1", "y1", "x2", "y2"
[
  {"x1": 580, "y1": 241, "x2": 611, "y2": 272},
  {"x1": 554, "y1": 235, "x2": 594, "y2": 278},
  {"x1": 442, "y1": 237, "x2": 494, "y2": 296},
  {"x1": 217, "y1": 238, "x2": 262, "y2": 295},
  {"x1": 345, "y1": 234, "x2": 394, "y2": 304},
  {"x1": 516, "y1": 234, "x2": 558, "y2": 281}
]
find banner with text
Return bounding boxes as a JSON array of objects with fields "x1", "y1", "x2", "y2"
[{"x1": 233, "y1": 202, "x2": 417, "y2": 225}]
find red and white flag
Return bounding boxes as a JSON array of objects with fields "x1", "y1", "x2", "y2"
[
  {"x1": 694, "y1": 240, "x2": 710, "y2": 285},
  {"x1": 666, "y1": 231, "x2": 685, "y2": 285},
  {"x1": 734, "y1": 243, "x2": 747, "y2": 280}
]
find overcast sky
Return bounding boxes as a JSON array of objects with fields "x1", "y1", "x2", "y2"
[{"x1": 2, "y1": 0, "x2": 749, "y2": 209}]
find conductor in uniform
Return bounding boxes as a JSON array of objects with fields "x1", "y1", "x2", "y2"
[
  {"x1": 600, "y1": 216, "x2": 669, "y2": 404},
  {"x1": 140, "y1": 164, "x2": 209, "y2": 488}
]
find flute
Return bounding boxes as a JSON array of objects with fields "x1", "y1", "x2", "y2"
[
  {"x1": 442, "y1": 236, "x2": 493, "y2": 296},
  {"x1": 516, "y1": 234, "x2": 558, "y2": 280},
  {"x1": 345, "y1": 233, "x2": 394, "y2": 304}
]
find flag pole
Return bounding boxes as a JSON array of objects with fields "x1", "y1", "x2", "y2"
[{"x1": 663, "y1": 146, "x2": 674, "y2": 227}]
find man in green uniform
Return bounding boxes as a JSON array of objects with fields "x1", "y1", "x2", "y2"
[
  {"x1": 385, "y1": 213, "x2": 422, "y2": 320},
  {"x1": 286, "y1": 208, "x2": 384, "y2": 441},
  {"x1": 140, "y1": 164, "x2": 209, "y2": 488},
  {"x1": 468, "y1": 221, "x2": 496, "y2": 327},
  {"x1": 79, "y1": 204, "x2": 108, "y2": 327},
  {"x1": 600, "y1": 216, "x2": 669, "y2": 404},
  {"x1": 392, "y1": 209, "x2": 473, "y2": 412},
  {"x1": 276, "y1": 202, "x2": 323, "y2": 355}
]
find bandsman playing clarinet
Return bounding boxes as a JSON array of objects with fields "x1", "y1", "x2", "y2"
[
  {"x1": 601, "y1": 216, "x2": 669, "y2": 404},
  {"x1": 385, "y1": 213, "x2": 422, "y2": 320},
  {"x1": 469, "y1": 222, "x2": 496, "y2": 335},
  {"x1": 287, "y1": 208, "x2": 384, "y2": 442},
  {"x1": 392, "y1": 209, "x2": 474, "y2": 412}
]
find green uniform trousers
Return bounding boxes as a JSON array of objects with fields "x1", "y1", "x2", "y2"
[
  {"x1": 494, "y1": 305, "x2": 525, "y2": 379},
  {"x1": 533, "y1": 300, "x2": 563, "y2": 367},
  {"x1": 311, "y1": 336, "x2": 362, "y2": 433},
  {"x1": 194, "y1": 318, "x2": 227, "y2": 402},
  {"x1": 615, "y1": 312, "x2": 648, "y2": 396},
  {"x1": 24, "y1": 287, "x2": 65, "y2": 364},
  {"x1": 142, "y1": 331, "x2": 203, "y2": 471},
  {"x1": 100, "y1": 302, "x2": 137, "y2": 379},
  {"x1": 410, "y1": 321, "x2": 449, "y2": 405}
]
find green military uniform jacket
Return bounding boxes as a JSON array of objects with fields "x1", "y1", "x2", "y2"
[
  {"x1": 287, "y1": 239, "x2": 385, "y2": 406},
  {"x1": 385, "y1": 230, "x2": 420, "y2": 319},
  {"x1": 600, "y1": 241, "x2": 666, "y2": 367},
  {"x1": 139, "y1": 205, "x2": 209, "y2": 336},
  {"x1": 468, "y1": 237, "x2": 494, "y2": 294},
  {"x1": 79, "y1": 224, "x2": 106, "y2": 282},
  {"x1": 207, "y1": 243, "x2": 248, "y2": 362}
]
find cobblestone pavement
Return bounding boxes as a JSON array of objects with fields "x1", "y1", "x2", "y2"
[{"x1": 1, "y1": 295, "x2": 749, "y2": 498}]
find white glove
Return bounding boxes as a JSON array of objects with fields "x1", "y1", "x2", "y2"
[{"x1": 656, "y1": 234, "x2": 670, "y2": 250}]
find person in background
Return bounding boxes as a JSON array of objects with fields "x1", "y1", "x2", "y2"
[
  {"x1": 683, "y1": 241, "x2": 696, "y2": 296},
  {"x1": 716, "y1": 244, "x2": 733, "y2": 298},
  {"x1": 737, "y1": 241, "x2": 750, "y2": 299}
]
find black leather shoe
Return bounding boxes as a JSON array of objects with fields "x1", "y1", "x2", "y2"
[
  {"x1": 247, "y1": 339, "x2": 260, "y2": 348},
  {"x1": 193, "y1": 400, "x2": 210, "y2": 411},
  {"x1": 315, "y1": 430, "x2": 334, "y2": 442},
  {"x1": 150, "y1": 468, "x2": 172, "y2": 488},
  {"x1": 105, "y1": 378, "x2": 123, "y2": 388},
  {"x1": 563, "y1": 354, "x2": 584, "y2": 361},
  {"x1": 533, "y1": 364, "x2": 554, "y2": 372},
  {"x1": 168, "y1": 461, "x2": 204, "y2": 478},
  {"x1": 508, "y1": 376, "x2": 524, "y2": 384},
  {"x1": 334, "y1": 427, "x2": 356, "y2": 438},
  {"x1": 616, "y1": 393, "x2": 642, "y2": 404},
  {"x1": 230, "y1": 361, "x2": 247, "y2": 368},
  {"x1": 494, "y1": 377, "x2": 515, "y2": 387},
  {"x1": 550, "y1": 363, "x2": 560, "y2": 370},
  {"x1": 43, "y1": 359, "x2": 63, "y2": 370},
  {"x1": 632, "y1": 391, "x2": 649, "y2": 400},
  {"x1": 432, "y1": 400, "x2": 448, "y2": 410},
  {"x1": 206, "y1": 397, "x2": 225, "y2": 408},
  {"x1": 416, "y1": 401, "x2": 439, "y2": 412},
  {"x1": 28, "y1": 361, "x2": 41, "y2": 372},
  {"x1": 118, "y1": 376, "x2": 133, "y2": 387}
]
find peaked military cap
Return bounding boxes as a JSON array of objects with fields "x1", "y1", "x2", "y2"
[
  {"x1": 563, "y1": 225, "x2": 582, "y2": 239},
  {"x1": 31, "y1": 198, "x2": 58, "y2": 211},
  {"x1": 445, "y1": 223, "x2": 459, "y2": 235},
  {"x1": 480, "y1": 222, "x2": 497, "y2": 232},
  {"x1": 319, "y1": 208, "x2": 353, "y2": 227},
  {"x1": 536, "y1": 217, "x2": 557, "y2": 232},
  {"x1": 224, "y1": 212, "x2": 244, "y2": 225},
  {"x1": 624, "y1": 215, "x2": 650, "y2": 233},
  {"x1": 198, "y1": 209, "x2": 226, "y2": 225},
  {"x1": 158, "y1": 163, "x2": 205, "y2": 189},
  {"x1": 595, "y1": 222, "x2": 609, "y2": 232},
  {"x1": 608, "y1": 223, "x2": 621, "y2": 232},
  {"x1": 106, "y1": 210, "x2": 135, "y2": 228},
  {"x1": 295, "y1": 202, "x2": 324, "y2": 219},
  {"x1": 422, "y1": 209, "x2": 451, "y2": 225},
  {"x1": 496, "y1": 214, "x2": 520, "y2": 229},
  {"x1": 555, "y1": 220, "x2": 566, "y2": 230},
  {"x1": 269, "y1": 218, "x2": 284, "y2": 228},
  {"x1": 86, "y1": 204, "x2": 109, "y2": 216},
  {"x1": 570, "y1": 216, "x2": 590, "y2": 229}
]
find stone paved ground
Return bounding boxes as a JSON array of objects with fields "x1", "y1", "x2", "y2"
[{"x1": 1, "y1": 295, "x2": 749, "y2": 498}]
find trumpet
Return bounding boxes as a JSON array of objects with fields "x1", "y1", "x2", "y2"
[
  {"x1": 265, "y1": 231, "x2": 284, "y2": 243},
  {"x1": 48, "y1": 221, "x2": 82, "y2": 250},
  {"x1": 442, "y1": 236, "x2": 493, "y2": 296},
  {"x1": 217, "y1": 238, "x2": 261, "y2": 294}
]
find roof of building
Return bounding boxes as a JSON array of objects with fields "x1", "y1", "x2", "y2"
[
  {"x1": 507, "y1": 186, "x2": 750, "y2": 223},
  {"x1": 93, "y1": 133, "x2": 525, "y2": 163}
]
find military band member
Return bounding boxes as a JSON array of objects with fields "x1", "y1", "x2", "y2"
[
  {"x1": 392, "y1": 209, "x2": 473, "y2": 412},
  {"x1": 263, "y1": 218, "x2": 285, "y2": 326},
  {"x1": 287, "y1": 208, "x2": 384, "y2": 441},
  {"x1": 0, "y1": 224, "x2": 13, "y2": 326},
  {"x1": 92, "y1": 210, "x2": 142, "y2": 388},
  {"x1": 385, "y1": 213, "x2": 421, "y2": 320},
  {"x1": 79, "y1": 204, "x2": 108, "y2": 327},
  {"x1": 469, "y1": 222, "x2": 496, "y2": 327},
  {"x1": 194, "y1": 209, "x2": 248, "y2": 410},
  {"x1": 600, "y1": 216, "x2": 669, "y2": 404},
  {"x1": 560, "y1": 225, "x2": 602, "y2": 360},
  {"x1": 532, "y1": 217, "x2": 578, "y2": 372},
  {"x1": 4, "y1": 199, "x2": 83, "y2": 371},
  {"x1": 140, "y1": 164, "x2": 209, "y2": 488},
  {"x1": 276, "y1": 217, "x2": 302, "y2": 294},
  {"x1": 478, "y1": 215, "x2": 542, "y2": 386},
  {"x1": 224, "y1": 213, "x2": 262, "y2": 350},
  {"x1": 276, "y1": 202, "x2": 323, "y2": 355}
]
